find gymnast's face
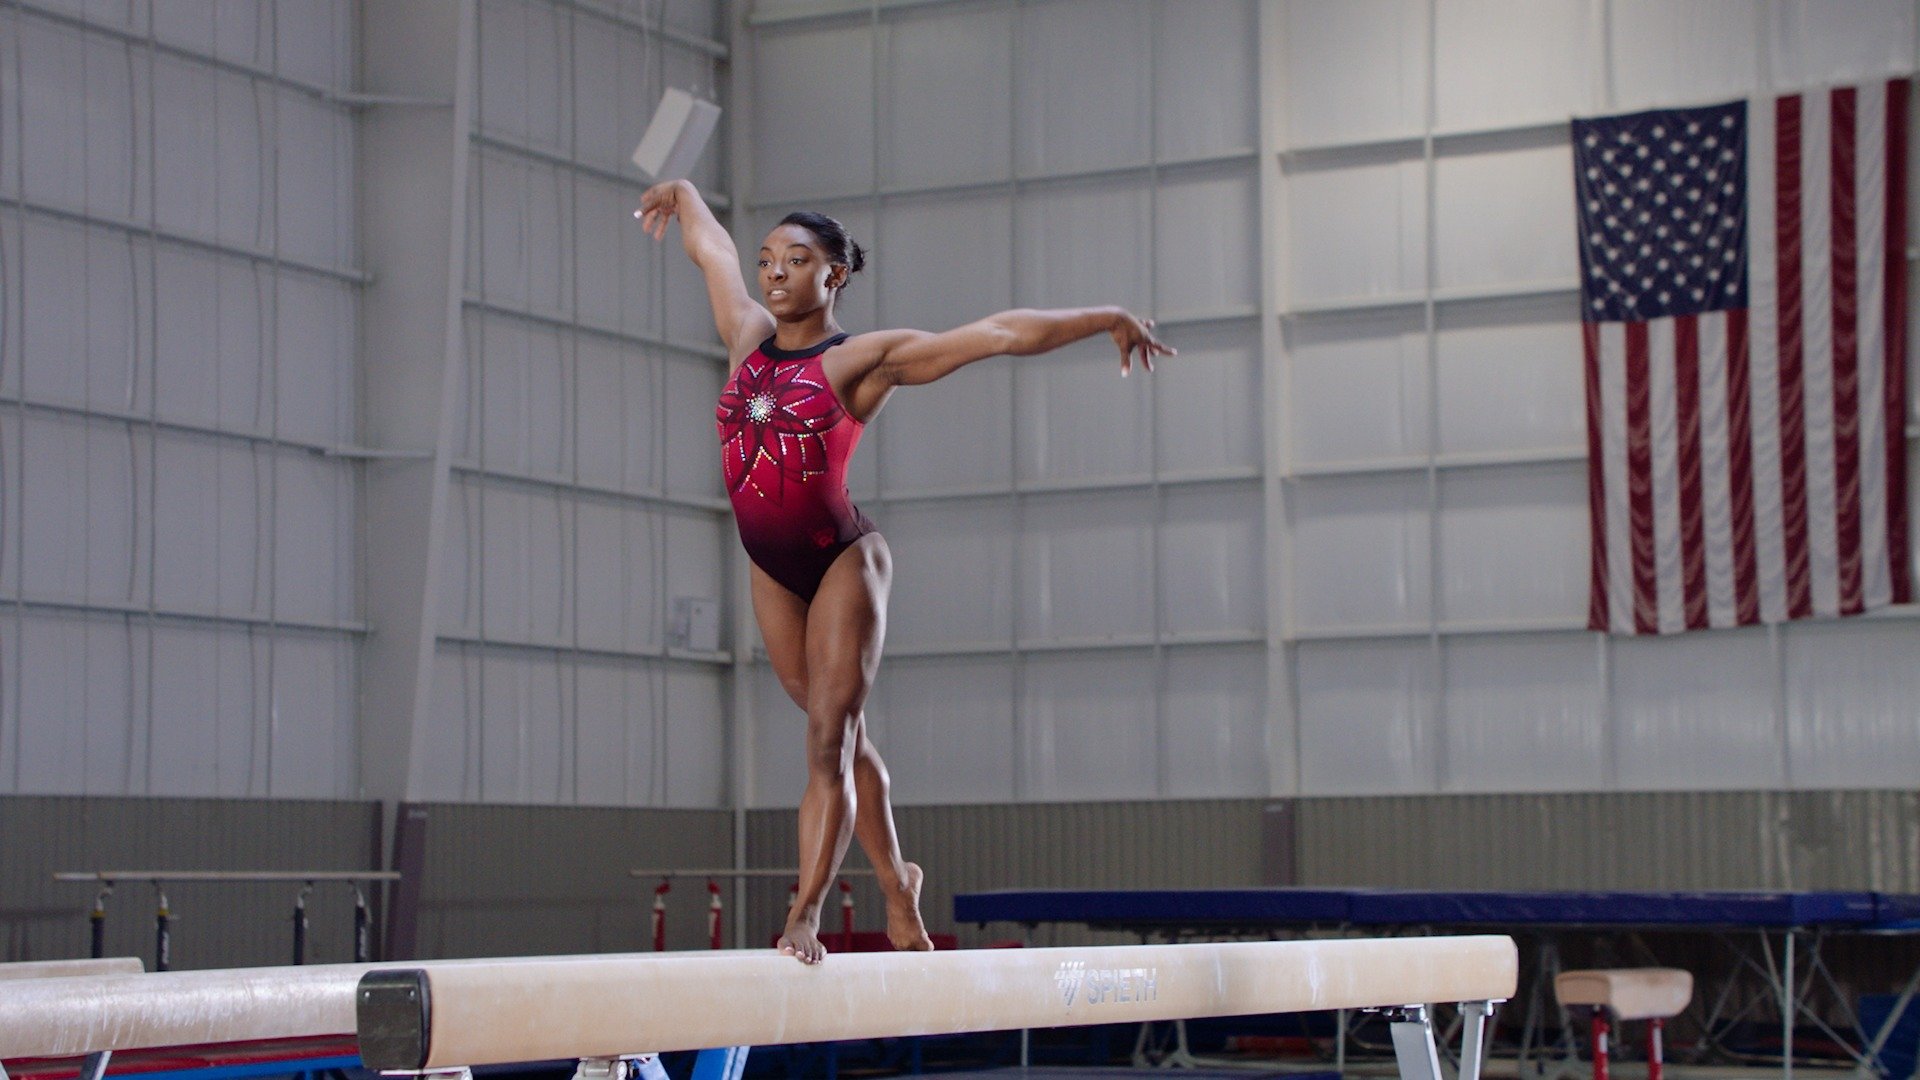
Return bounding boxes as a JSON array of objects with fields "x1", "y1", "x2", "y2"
[{"x1": 757, "y1": 224, "x2": 846, "y2": 317}]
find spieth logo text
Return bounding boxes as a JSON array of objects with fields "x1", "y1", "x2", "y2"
[{"x1": 1053, "y1": 960, "x2": 1158, "y2": 1007}]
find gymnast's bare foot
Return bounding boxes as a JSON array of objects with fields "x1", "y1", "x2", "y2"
[
  {"x1": 886, "y1": 862, "x2": 935, "y2": 952},
  {"x1": 777, "y1": 913, "x2": 827, "y2": 965}
]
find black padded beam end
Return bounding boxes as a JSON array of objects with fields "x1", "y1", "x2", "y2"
[{"x1": 357, "y1": 969, "x2": 431, "y2": 1072}]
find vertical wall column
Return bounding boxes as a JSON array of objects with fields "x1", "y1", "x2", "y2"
[{"x1": 356, "y1": 1, "x2": 477, "y2": 809}]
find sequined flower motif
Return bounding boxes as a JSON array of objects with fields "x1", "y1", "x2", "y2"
[{"x1": 716, "y1": 359, "x2": 845, "y2": 503}]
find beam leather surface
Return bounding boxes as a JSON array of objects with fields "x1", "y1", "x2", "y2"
[
  {"x1": 373, "y1": 935, "x2": 1518, "y2": 1069},
  {"x1": 0, "y1": 955, "x2": 633, "y2": 1059}
]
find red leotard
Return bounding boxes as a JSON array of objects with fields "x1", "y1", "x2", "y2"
[{"x1": 715, "y1": 333, "x2": 876, "y2": 601}]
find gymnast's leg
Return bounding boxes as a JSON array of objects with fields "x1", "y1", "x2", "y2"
[{"x1": 758, "y1": 535, "x2": 930, "y2": 962}]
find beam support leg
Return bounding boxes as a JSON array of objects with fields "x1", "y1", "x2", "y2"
[{"x1": 1390, "y1": 1005, "x2": 1446, "y2": 1080}]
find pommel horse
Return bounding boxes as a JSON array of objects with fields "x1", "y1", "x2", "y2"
[{"x1": 355, "y1": 936, "x2": 1518, "y2": 1080}]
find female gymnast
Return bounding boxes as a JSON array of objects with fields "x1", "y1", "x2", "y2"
[{"x1": 636, "y1": 178, "x2": 1173, "y2": 964}]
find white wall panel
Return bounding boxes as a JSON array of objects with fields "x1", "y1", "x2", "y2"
[
  {"x1": 1296, "y1": 639, "x2": 1437, "y2": 795},
  {"x1": 152, "y1": 254, "x2": 263, "y2": 431},
  {"x1": 1013, "y1": 0, "x2": 1150, "y2": 177},
  {"x1": 274, "y1": 451, "x2": 357, "y2": 623},
  {"x1": 1432, "y1": 142, "x2": 1576, "y2": 293},
  {"x1": 470, "y1": 151, "x2": 569, "y2": 311},
  {"x1": 19, "y1": 413, "x2": 140, "y2": 604},
  {"x1": 276, "y1": 275, "x2": 357, "y2": 445},
  {"x1": 1161, "y1": 647, "x2": 1267, "y2": 797},
  {"x1": 875, "y1": 194, "x2": 1012, "y2": 333},
  {"x1": 1154, "y1": 163, "x2": 1260, "y2": 317},
  {"x1": 1442, "y1": 636, "x2": 1605, "y2": 792},
  {"x1": 663, "y1": 512, "x2": 726, "y2": 616},
  {"x1": 1784, "y1": 621, "x2": 1920, "y2": 788},
  {"x1": 475, "y1": 649, "x2": 567, "y2": 802},
  {"x1": 1437, "y1": 465, "x2": 1588, "y2": 625},
  {"x1": 573, "y1": 500, "x2": 660, "y2": 654},
  {"x1": 149, "y1": 625, "x2": 232, "y2": 796},
  {"x1": 1289, "y1": 475, "x2": 1431, "y2": 630},
  {"x1": 264, "y1": 633, "x2": 356, "y2": 798},
  {"x1": 1285, "y1": 159, "x2": 1425, "y2": 304},
  {"x1": 874, "y1": 360, "x2": 1012, "y2": 491},
  {"x1": 662, "y1": 668, "x2": 724, "y2": 806},
  {"x1": 1436, "y1": 301, "x2": 1584, "y2": 456},
  {"x1": 883, "y1": 499, "x2": 1015, "y2": 650},
  {"x1": 20, "y1": 220, "x2": 142, "y2": 412},
  {"x1": 474, "y1": 317, "x2": 568, "y2": 474},
  {"x1": 1015, "y1": 339, "x2": 1152, "y2": 483},
  {"x1": 573, "y1": 340, "x2": 653, "y2": 492},
  {"x1": 1609, "y1": 2, "x2": 1759, "y2": 112},
  {"x1": 1018, "y1": 492, "x2": 1155, "y2": 643},
  {"x1": 573, "y1": 661, "x2": 650, "y2": 806},
  {"x1": 575, "y1": 178, "x2": 661, "y2": 336},
  {"x1": 1769, "y1": 1, "x2": 1917, "y2": 90},
  {"x1": 1155, "y1": 320, "x2": 1261, "y2": 476},
  {"x1": 478, "y1": 0, "x2": 568, "y2": 151},
  {"x1": 1160, "y1": 484, "x2": 1263, "y2": 637},
  {"x1": 274, "y1": 95, "x2": 354, "y2": 268},
  {"x1": 1019, "y1": 654, "x2": 1156, "y2": 801},
  {"x1": 751, "y1": 25, "x2": 874, "y2": 201},
  {"x1": 1613, "y1": 627, "x2": 1780, "y2": 790},
  {"x1": 1281, "y1": 0, "x2": 1425, "y2": 147},
  {"x1": 1014, "y1": 178, "x2": 1151, "y2": 312},
  {"x1": 1287, "y1": 315, "x2": 1427, "y2": 465},
  {"x1": 16, "y1": 20, "x2": 142, "y2": 214},
  {"x1": 571, "y1": 18, "x2": 652, "y2": 181},
  {"x1": 880, "y1": 4, "x2": 1012, "y2": 190},
  {"x1": 152, "y1": 437, "x2": 265, "y2": 617},
  {"x1": 13, "y1": 613, "x2": 135, "y2": 795},
  {"x1": 871, "y1": 655, "x2": 1017, "y2": 806},
  {"x1": 151, "y1": 59, "x2": 266, "y2": 250},
  {"x1": 1433, "y1": 0, "x2": 1594, "y2": 132},
  {"x1": 1155, "y1": 0, "x2": 1258, "y2": 160}
]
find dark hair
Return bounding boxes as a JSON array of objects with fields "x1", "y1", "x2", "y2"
[{"x1": 777, "y1": 211, "x2": 867, "y2": 288}]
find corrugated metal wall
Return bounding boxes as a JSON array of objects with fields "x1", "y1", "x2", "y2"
[
  {"x1": 0, "y1": 796, "x2": 380, "y2": 969},
  {"x1": 409, "y1": 803, "x2": 732, "y2": 958},
  {"x1": 1296, "y1": 791, "x2": 1920, "y2": 892}
]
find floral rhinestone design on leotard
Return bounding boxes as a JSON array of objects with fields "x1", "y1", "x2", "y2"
[{"x1": 716, "y1": 357, "x2": 846, "y2": 503}]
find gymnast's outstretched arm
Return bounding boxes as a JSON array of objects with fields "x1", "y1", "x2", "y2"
[
  {"x1": 855, "y1": 306, "x2": 1174, "y2": 390},
  {"x1": 634, "y1": 179, "x2": 773, "y2": 361}
]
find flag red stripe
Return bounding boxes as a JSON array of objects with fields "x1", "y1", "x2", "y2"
[
  {"x1": 1626, "y1": 322, "x2": 1659, "y2": 634},
  {"x1": 1584, "y1": 321, "x2": 1611, "y2": 630},
  {"x1": 1776, "y1": 93, "x2": 1815, "y2": 619},
  {"x1": 1725, "y1": 309, "x2": 1762, "y2": 623},
  {"x1": 1675, "y1": 315, "x2": 1710, "y2": 628},
  {"x1": 1886, "y1": 78, "x2": 1913, "y2": 604},
  {"x1": 1831, "y1": 86, "x2": 1865, "y2": 616}
]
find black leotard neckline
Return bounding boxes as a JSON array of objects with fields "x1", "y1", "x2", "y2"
[{"x1": 757, "y1": 332, "x2": 849, "y2": 361}]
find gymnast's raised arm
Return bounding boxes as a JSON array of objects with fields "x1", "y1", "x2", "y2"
[{"x1": 634, "y1": 179, "x2": 773, "y2": 362}]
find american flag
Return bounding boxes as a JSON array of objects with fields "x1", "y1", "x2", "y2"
[{"x1": 1577, "y1": 79, "x2": 1913, "y2": 634}]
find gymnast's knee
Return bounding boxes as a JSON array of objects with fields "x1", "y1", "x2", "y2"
[{"x1": 804, "y1": 707, "x2": 859, "y2": 779}]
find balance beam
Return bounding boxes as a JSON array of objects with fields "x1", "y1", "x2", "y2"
[{"x1": 357, "y1": 935, "x2": 1518, "y2": 1072}]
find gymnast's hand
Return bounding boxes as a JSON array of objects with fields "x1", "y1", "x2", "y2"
[
  {"x1": 1110, "y1": 310, "x2": 1174, "y2": 377},
  {"x1": 633, "y1": 179, "x2": 688, "y2": 241}
]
